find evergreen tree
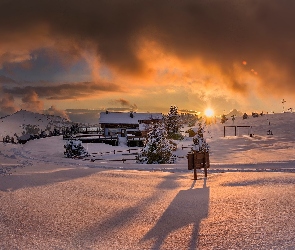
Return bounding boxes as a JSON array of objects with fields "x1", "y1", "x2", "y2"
[
  {"x1": 165, "y1": 105, "x2": 182, "y2": 137},
  {"x1": 243, "y1": 113, "x2": 248, "y2": 119},
  {"x1": 231, "y1": 115, "x2": 236, "y2": 124},
  {"x1": 137, "y1": 122, "x2": 176, "y2": 164},
  {"x1": 64, "y1": 139, "x2": 89, "y2": 158},
  {"x1": 220, "y1": 114, "x2": 228, "y2": 124},
  {"x1": 192, "y1": 121, "x2": 209, "y2": 153}
]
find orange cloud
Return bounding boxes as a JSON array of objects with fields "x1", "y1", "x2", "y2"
[
  {"x1": 21, "y1": 90, "x2": 44, "y2": 112},
  {"x1": 0, "y1": 93, "x2": 17, "y2": 116},
  {"x1": 0, "y1": 0, "x2": 295, "y2": 112},
  {"x1": 45, "y1": 105, "x2": 70, "y2": 120}
]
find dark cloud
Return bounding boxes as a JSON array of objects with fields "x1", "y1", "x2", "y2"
[
  {"x1": 0, "y1": 0, "x2": 295, "y2": 97},
  {"x1": 0, "y1": 75, "x2": 15, "y2": 84},
  {"x1": 3, "y1": 81, "x2": 121, "y2": 100}
]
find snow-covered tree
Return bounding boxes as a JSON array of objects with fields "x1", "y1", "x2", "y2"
[
  {"x1": 23, "y1": 124, "x2": 40, "y2": 135},
  {"x1": 220, "y1": 114, "x2": 228, "y2": 124},
  {"x1": 231, "y1": 115, "x2": 235, "y2": 124},
  {"x1": 192, "y1": 121, "x2": 209, "y2": 153},
  {"x1": 137, "y1": 122, "x2": 176, "y2": 164},
  {"x1": 165, "y1": 105, "x2": 182, "y2": 135},
  {"x1": 64, "y1": 139, "x2": 89, "y2": 158}
]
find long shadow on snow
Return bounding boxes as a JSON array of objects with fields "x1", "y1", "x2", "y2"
[
  {"x1": 142, "y1": 178, "x2": 209, "y2": 250},
  {"x1": 0, "y1": 167, "x2": 102, "y2": 191},
  {"x1": 73, "y1": 174, "x2": 210, "y2": 249},
  {"x1": 73, "y1": 173, "x2": 181, "y2": 248}
]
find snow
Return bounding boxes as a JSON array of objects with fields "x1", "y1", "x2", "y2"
[
  {"x1": 1, "y1": 111, "x2": 295, "y2": 249},
  {"x1": 1, "y1": 110, "x2": 295, "y2": 174},
  {"x1": 0, "y1": 109, "x2": 70, "y2": 139}
]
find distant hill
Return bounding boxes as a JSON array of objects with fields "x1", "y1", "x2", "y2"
[
  {"x1": 0, "y1": 109, "x2": 72, "y2": 139},
  {"x1": 65, "y1": 109, "x2": 101, "y2": 124},
  {"x1": 226, "y1": 109, "x2": 243, "y2": 117}
]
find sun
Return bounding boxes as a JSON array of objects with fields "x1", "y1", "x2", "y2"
[{"x1": 204, "y1": 108, "x2": 214, "y2": 117}]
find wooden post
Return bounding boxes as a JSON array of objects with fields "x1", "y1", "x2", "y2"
[
  {"x1": 194, "y1": 165, "x2": 197, "y2": 180},
  {"x1": 187, "y1": 153, "x2": 194, "y2": 170},
  {"x1": 203, "y1": 157, "x2": 207, "y2": 177},
  {"x1": 224, "y1": 126, "x2": 225, "y2": 137}
]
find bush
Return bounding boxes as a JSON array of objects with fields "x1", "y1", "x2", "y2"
[{"x1": 64, "y1": 139, "x2": 89, "y2": 158}]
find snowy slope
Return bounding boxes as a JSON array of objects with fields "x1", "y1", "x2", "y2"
[
  {"x1": 1, "y1": 112, "x2": 295, "y2": 250},
  {"x1": 206, "y1": 112, "x2": 295, "y2": 167},
  {"x1": 0, "y1": 110, "x2": 71, "y2": 139},
  {"x1": 1, "y1": 112, "x2": 295, "y2": 174}
]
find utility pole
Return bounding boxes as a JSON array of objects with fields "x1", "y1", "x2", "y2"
[{"x1": 282, "y1": 99, "x2": 286, "y2": 113}]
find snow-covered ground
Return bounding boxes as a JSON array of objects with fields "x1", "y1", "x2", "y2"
[
  {"x1": 1, "y1": 111, "x2": 295, "y2": 249},
  {"x1": 207, "y1": 112, "x2": 295, "y2": 169},
  {"x1": 3, "y1": 111, "x2": 293, "y2": 172},
  {"x1": 0, "y1": 109, "x2": 70, "y2": 140}
]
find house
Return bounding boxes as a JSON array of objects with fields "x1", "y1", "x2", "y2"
[{"x1": 99, "y1": 111, "x2": 163, "y2": 138}]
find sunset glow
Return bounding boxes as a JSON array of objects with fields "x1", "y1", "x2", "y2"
[
  {"x1": 0, "y1": 0, "x2": 295, "y2": 122},
  {"x1": 204, "y1": 108, "x2": 214, "y2": 117}
]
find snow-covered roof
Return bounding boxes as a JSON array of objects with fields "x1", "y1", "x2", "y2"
[{"x1": 99, "y1": 112, "x2": 163, "y2": 125}]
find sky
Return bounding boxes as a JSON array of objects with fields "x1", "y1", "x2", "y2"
[{"x1": 1, "y1": 0, "x2": 295, "y2": 121}]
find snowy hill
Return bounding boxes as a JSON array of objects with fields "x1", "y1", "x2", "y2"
[
  {"x1": 0, "y1": 110, "x2": 71, "y2": 139},
  {"x1": 1, "y1": 111, "x2": 295, "y2": 170},
  {"x1": 210, "y1": 112, "x2": 295, "y2": 138},
  {"x1": 206, "y1": 112, "x2": 295, "y2": 167},
  {"x1": 226, "y1": 108, "x2": 243, "y2": 117},
  {"x1": 1, "y1": 112, "x2": 295, "y2": 249}
]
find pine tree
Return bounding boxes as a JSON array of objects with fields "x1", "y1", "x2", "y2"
[
  {"x1": 137, "y1": 122, "x2": 176, "y2": 164},
  {"x1": 165, "y1": 105, "x2": 182, "y2": 138},
  {"x1": 231, "y1": 115, "x2": 236, "y2": 124},
  {"x1": 220, "y1": 114, "x2": 228, "y2": 124},
  {"x1": 243, "y1": 113, "x2": 248, "y2": 119},
  {"x1": 192, "y1": 121, "x2": 209, "y2": 153},
  {"x1": 64, "y1": 139, "x2": 89, "y2": 158}
]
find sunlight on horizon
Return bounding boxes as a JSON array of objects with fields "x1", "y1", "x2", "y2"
[{"x1": 204, "y1": 108, "x2": 214, "y2": 117}]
